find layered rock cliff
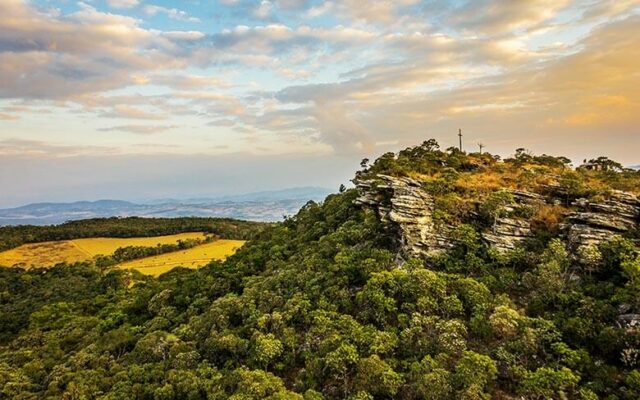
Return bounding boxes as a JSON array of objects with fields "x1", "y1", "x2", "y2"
[
  {"x1": 566, "y1": 191, "x2": 640, "y2": 256},
  {"x1": 354, "y1": 175, "x2": 452, "y2": 259},
  {"x1": 481, "y1": 190, "x2": 544, "y2": 252},
  {"x1": 355, "y1": 174, "x2": 640, "y2": 261}
]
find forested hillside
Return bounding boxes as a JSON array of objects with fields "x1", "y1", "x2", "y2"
[{"x1": 1, "y1": 142, "x2": 640, "y2": 399}]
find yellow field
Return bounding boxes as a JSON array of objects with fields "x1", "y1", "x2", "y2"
[
  {"x1": 0, "y1": 232, "x2": 208, "y2": 268},
  {"x1": 116, "y1": 239, "x2": 245, "y2": 276},
  {"x1": 73, "y1": 233, "x2": 207, "y2": 256}
]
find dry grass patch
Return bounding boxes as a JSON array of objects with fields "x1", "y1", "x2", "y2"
[
  {"x1": 116, "y1": 239, "x2": 245, "y2": 276},
  {"x1": 0, "y1": 232, "x2": 208, "y2": 269}
]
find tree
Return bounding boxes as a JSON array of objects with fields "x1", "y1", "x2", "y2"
[
  {"x1": 354, "y1": 355, "x2": 403, "y2": 398},
  {"x1": 325, "y1": 343, "x2": 359, "y2": 398},
  {"x1": 252, "y1": 333, "x2": 283, "y2": 370},
  {"x1": 421, "y1": 139, "x2": 440, "y2": 152},
  {"x1": 489, "y1": 305, "x2": 521, "y2": 339},
  {"x1": 588, "y1": 156, "x2": 624, "y2": 171},
  {"x1": 519, "y1": 367, "x2": 580, "y2": 399},
  {"x1": 453, "y1": 351, "x2": 497, "y2": 398},
  {"x1": 523, "y1": 239, "x2": 571, "y2": 306}
]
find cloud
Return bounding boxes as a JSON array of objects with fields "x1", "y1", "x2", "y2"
[
  {"x1": 254, "y1": 1, "x2": 274, "y2": 19},
  {"x1": 103, "y1": 105, "x2": 167, "y2": 120},
  {"x1": 144, "y1": 5, "x2": 201, "y2": 22},
  {"x1": 148, "y1": 74, "x2": 232, "y2": 90},
  {"x1": 207, "y1": 119, "x2": 236, "y2": 127},
  {"x1": 106, "y1": 0, "x2": 139, "y2": 9},
  {"x1": 320, "y1": 0, "x2": 421, "y2": 25},
  {"x1": 0, "y1": 139, "x2": 119, "y2": 157},
  {"x1": 276, "y1": 0, "x2": 310, "y2": 10},
  {"x1": 98, "y1": 124, "x2": 179, "y2": 134},
  {"x1": 1, "y1": 0, "x2": 639, "y2": 169},
  {"x1": 448, "y1": 0, "x2": 572, "y2": 35},
  {"x1": 0, "y1": 1, "x2": 179, "y2": 99},
  {"x1": 264, "y1": 13, "x2": 640, "y2": 157},
  {"x1": 0, "y1": 112, "x2": 19, "y2": 120},
  {"x1": 579, "y1": 0, "x2": 640, "y2": 21}
]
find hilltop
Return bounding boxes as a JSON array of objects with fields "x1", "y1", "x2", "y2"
[
  {"x1": 354, "y1": 140, "x2": 639, "y2": 261},
  {"x1": 0, "y1": 140, "x2": 639, "y2": 399}
]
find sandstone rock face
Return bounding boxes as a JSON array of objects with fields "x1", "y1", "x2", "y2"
[
  {"x1": 355, "y1": 174, "x2": 639, "y2": 260},
  {"x1": 482, "y1": 217, "x2": 532, "y2": 252},
  {"x1": 481, "y1": 190, "x2": 544, "y2": 252},
  {"x1": 566, "y1": 191, "x2": 640, "y2": 254},
  {"x1": 355, "y1": 175, "x2": 452, "y2": 258}
]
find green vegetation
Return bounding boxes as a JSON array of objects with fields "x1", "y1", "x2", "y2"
[
  {"x1": 1, "y1": 143, "x2": 639, "y2": 399},
  {"x1": 0, "y1": 217, "x2": 265, "y2": 252}
]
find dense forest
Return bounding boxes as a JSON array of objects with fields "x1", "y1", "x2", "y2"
[
  {"x1": 1, "y1": 142, "x2": 639, "y2": 399},
  {"x1": 0, "y1": 217, "x2": 266, "y2": 252}
]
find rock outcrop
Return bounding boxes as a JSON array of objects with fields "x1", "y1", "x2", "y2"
[
  {"x1": 481, "y1": 190, "x2": 544, "y2": 252},
  {"x1": 482, "y1": 217, "x2": 533, "y2": 252},
  {"x1": 356, "y1": 174, "x2": 639, "y2": 260},
  {"x1": 355, "y1": 175, "x2": 452, "y2": 258},
  {"x1": 566, "y1": 191, "x2": 640, "y2": 255}
]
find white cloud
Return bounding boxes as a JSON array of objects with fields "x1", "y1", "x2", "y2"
[
  {"x1": 1, "y1": 0, "x2": 639, "y2": 167},
  {"x1": 98, "y1": 124, "x2": 178, "y2": 134},
  {"x1": 106, "y1": 0, "x2": 139, "y2": 9},
  {"x1": 144, "y1": 5, "x2": 201, "y2": 22},
  {"x1": 254, "y1": 0, "x2": 274, "y2": 19}
]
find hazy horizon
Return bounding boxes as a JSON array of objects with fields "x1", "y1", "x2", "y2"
[{"x1": 1, "y1": 0, "x2": 639, "y2": 207}]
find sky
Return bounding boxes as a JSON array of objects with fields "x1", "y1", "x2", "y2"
[{"x1": 0, "y1": 0, "x2": 639, "y2": 207}]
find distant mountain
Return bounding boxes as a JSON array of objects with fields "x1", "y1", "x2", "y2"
[
  {"x1": 143, "y1": 187, "x2": 333, "y2": 205},
  {"x1": 0, "y1": 187, "x2": 334, "y2": 226},
  {"x1": 629, "y1": 165, "x2": 640, "y2": 170},
  {"x1": 208, "y1": 187, "x2": 333, "y2": 202},
  {"x1": 8, "y1": 200, "x2": 136, "y2": 213}
]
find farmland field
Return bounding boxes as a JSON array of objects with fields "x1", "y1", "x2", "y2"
[
  {"x1": 116, "y1": 239, "x2": 245, "y2": 276},
  {"x1": 0, "y1": 232, "x2": 208, "y2": 268}
]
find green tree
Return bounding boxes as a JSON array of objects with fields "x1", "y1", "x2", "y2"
[
  {"x1": 453, "y1": 351, "x2": 498, "y2": 399},
  {"x1": 519, "y1": 367, "x2": 580, "y2": 399}
]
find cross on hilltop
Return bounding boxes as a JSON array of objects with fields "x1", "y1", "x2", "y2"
[{"x1": 456, "y1": 129, "x2": 486, "y2": 154}]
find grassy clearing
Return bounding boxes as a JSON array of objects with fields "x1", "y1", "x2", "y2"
[
  {"x1": 72, "y1": 233, "x2": 207, "y2": 256},
  {"x1": 116, "y1": 239, "x2": 245, "y2": 276},
  {"x1": 0, "y1": 232, "x2": 207, "y2": 268}
]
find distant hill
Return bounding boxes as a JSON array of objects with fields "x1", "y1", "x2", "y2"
[
  {"x1": 143, "y1": 187, "x2": 332, "y2": 204},
  {"x1": 0, "y1": 187, "x2": 333, "y2": 226}
]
